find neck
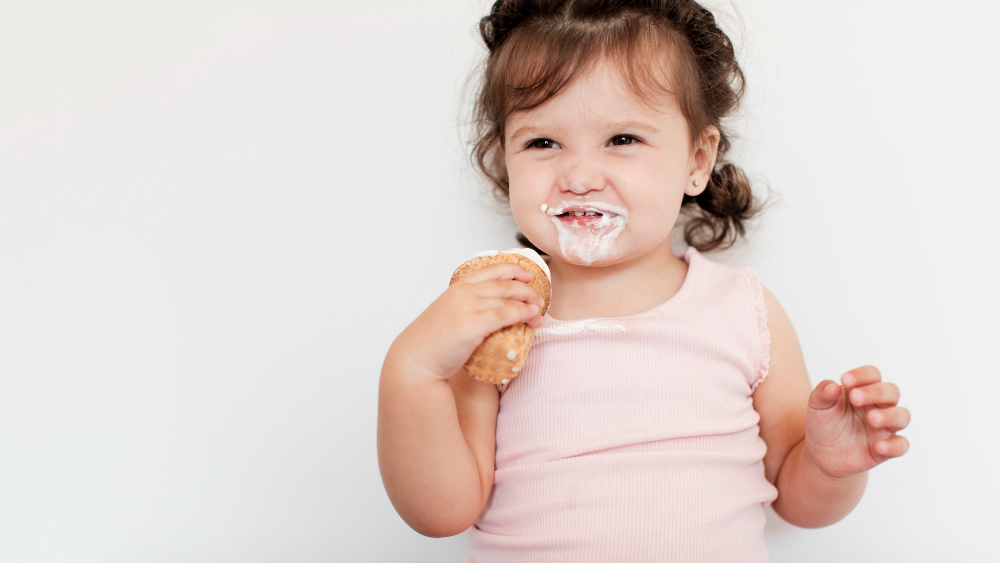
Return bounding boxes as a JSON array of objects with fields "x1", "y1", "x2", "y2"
[{"x1": 545, "y1": 241, "x2": 688, "y2": 321}]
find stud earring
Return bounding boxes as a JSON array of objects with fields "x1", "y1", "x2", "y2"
[{"x1": 693, "y1": 180, "x2": 700, "y2": 187}]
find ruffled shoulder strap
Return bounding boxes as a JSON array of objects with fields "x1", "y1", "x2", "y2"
[{"x1": 742, "y1": 266, "x2": 771, "y2": 390}]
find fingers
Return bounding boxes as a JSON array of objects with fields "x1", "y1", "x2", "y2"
[
  {"x1": 866, "y1": 406, "x2": 911, "y2": 432},
  {"x1": 482, "y1": 300, "x2": 541, "y2": 329},
  {"x1": 848, "y1": 381, "x2": 900, "y2": 408},
  {"x1": 841, "y1": 365, "x2": 881, "y2": 389},
  {"x1": 525, "y1": 314, "x2": 545, "y2": 329},
  {"x1": 477, "y1": 297, "x2": 545, "y2": 326},
  {"x1": 807, "y1": 380, "x2": 842, "y2": 410},
  {"x1": 842, "y1": 366, "x2": 901, "y2": 408},
  {"x1": 874, "y1": 435, "x2": 909, "y2": 458},
  {"x1": 456, "y1": 264, "x2": 545, "y2": 312},
  {"x1": 450, "y1": 263, "x2": 546, "y2": 334},
  {"x1": 460, "y1": 263, "x2": 537, "y2": 285},
  {"x1": 474, "y1": 279, "x2": 545, "y2": 309}
]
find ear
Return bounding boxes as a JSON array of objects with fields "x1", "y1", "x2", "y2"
[{"x1": 686, "y1": 126, "x2": 721, "y2": 197}]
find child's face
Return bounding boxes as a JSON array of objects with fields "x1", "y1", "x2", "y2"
[{"x1": 503, "y1": 59, "x2": 714, "y2": 267}]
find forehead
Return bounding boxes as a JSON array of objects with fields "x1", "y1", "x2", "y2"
[{"x1": 505, "y1": 58, "x2": 684, "y2": 133}]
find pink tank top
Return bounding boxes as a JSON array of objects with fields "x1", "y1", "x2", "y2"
[{"x1": 464, "y1": 246, "x2": 778, "y2": 563}]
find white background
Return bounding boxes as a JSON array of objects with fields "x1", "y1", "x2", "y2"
[{"x1": 2, "y1": 0, "x2": 998, "y2": 561}]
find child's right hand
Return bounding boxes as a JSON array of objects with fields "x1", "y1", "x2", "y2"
[{"x1": 389, "y1": 262, "x2": 546, "y2": 382}]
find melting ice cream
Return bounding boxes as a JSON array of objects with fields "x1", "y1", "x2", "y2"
[{"x1": 543, "y1": 201, "x2": 629, "y2": 265}]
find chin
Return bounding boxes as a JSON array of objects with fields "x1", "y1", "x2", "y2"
[{"x1": 551, "y1": 246, "x2": 623, "y2": 267}]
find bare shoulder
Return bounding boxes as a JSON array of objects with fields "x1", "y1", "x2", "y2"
[
  {"x1": 447, "y1": 368, "x2": 500, "y2": 509},
  {"x1": 753, "y1": 286, "x2": 813, "y2": 485}
]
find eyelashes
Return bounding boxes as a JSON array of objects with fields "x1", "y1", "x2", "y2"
[
  {"x1": 528, "y1": 138, "x2": 558, "y2": 150},
  {"x1": 525, "y1": 135, "x2": 641, "y2": 150},
  {"x1": 608, "y1": 135, "x2": 638, "y2": 146}
]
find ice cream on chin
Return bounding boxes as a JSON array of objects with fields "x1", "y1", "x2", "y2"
[
  {"x1": 543, "y1": 200, "x2": 629, "y2": 265},
  {"x1": 450, "y1": 248, "x2": 551, "y2": 384}
]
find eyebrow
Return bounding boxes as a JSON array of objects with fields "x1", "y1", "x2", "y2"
[{"x1": 508, "y1": 121, "x2": 661, "y2": 145}]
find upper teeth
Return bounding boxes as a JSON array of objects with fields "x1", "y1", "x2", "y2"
[{"x1": 571, "y1": 211, "x2": 598, "y2": 216}]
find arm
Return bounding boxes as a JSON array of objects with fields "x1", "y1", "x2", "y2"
[
  {"x1": 754, "y1": 285, "x2": 847, "y2": 527},
  {"x1": 753, "y1": 287, "x2": 910, "y2": 528},
  {"x1": 770, "y1": 435, "x2": 868, "y2": 528},
  {"x1": 377, "y1": 353, "x2": 490, "y2": 537},
  {"x1": 376, "y1": 263, "x2": 544, "y2": 537}
]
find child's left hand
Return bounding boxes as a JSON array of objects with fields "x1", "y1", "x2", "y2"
[{"x1": 804, "y1": 365, "x2": 911, "y2": 479}]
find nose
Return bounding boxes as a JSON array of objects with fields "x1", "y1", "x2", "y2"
[{"x1": 558, "y1": 151, "x2": 606, "y2": 195}]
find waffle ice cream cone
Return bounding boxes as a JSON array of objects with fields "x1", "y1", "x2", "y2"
[{"x1": 450, "y1": 248, "x2": 551, "y2": 384}]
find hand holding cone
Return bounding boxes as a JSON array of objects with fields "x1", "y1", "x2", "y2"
[{"x1": 450, "y1": 249, "x2": 551, "y2": 384}]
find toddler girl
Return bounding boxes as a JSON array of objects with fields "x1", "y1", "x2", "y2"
[{"x1": 377, "y1": 1, "x2": 910, "y2": 561}]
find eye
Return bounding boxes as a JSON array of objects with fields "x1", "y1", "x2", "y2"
[
  {"x1": 527, "y1": 138, "x2": 559, "y2": 150},
  {"x1": 608, "y1": 135, "x2": 639, "y2": 146}
]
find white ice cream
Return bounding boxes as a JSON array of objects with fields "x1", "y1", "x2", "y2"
[
  {"x1": 535, "y1": 320, "x2": 628, "y2": 337},
  {"x1": 543, "y1": 201, "x2": 629, "y2": 265}
]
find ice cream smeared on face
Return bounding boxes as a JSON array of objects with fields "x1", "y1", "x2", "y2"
[{"x1": 542, "y1": 201, "x2": 629, "y2": 265}]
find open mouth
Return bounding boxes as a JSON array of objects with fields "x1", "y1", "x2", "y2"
[
  {"x1": 556, "y1": 210, "x2": 608, "y2": 227},
  {"x1": 544, "y1": 202, "x2": 628, "y2": 228},
  {"x1": 542, "y1": 201, "x2": 629, "y2": 264},
  {"x1": 545, "y1": 202, "x2": 627, "y2": 216}
]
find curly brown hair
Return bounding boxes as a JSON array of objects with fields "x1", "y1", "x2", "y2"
[{"x1": 469, "y1": 0, "x2": 771, "y2": 253}]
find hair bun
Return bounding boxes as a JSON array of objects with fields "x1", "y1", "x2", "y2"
[
  {"x1": 478, "y1": 1, "x2": 520, "y2": 52},
  {"x1": 479, "y1": 0, "x2": 558, "y2": 52}
]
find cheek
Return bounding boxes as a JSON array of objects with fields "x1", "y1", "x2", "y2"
[
  {"x1": 649, "y1": 189, "x2": 686, "y2": 235},
  {"x1": 507, "y1": 169, "x2": 545, "y2": 224},
  {"x1": 507, "y1": 186, "x2": 555, "y2": 252},
  {"x1": 629, "y1": 177, "x2": 686, "y2": 237},
  {"x1": 509, "y1": 193, "x2": 544, "y2": 238}
]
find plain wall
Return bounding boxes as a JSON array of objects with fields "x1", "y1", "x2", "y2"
[{"x1": 1, "y1": 0, "x2": 998, "y2": 561}]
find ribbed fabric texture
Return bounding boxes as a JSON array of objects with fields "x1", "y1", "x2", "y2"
[{"x1": 463, "y1": 246, "x2": 778, "y2": 563}]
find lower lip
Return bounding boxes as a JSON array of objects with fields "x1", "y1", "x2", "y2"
[{"x1": 558, "y1": 214, "x2": 611, "y2": 227}]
